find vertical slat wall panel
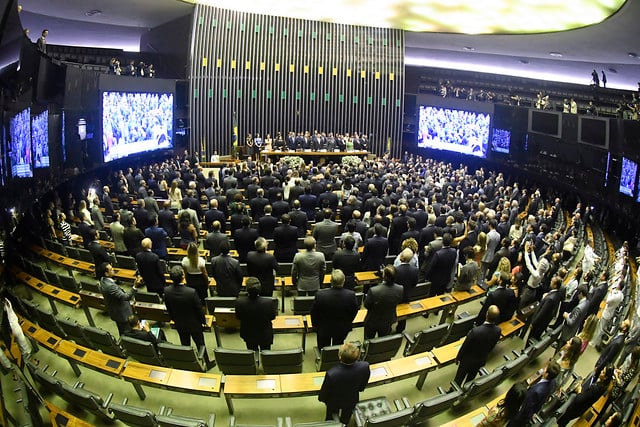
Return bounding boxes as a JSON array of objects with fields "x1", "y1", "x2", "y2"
[{"x1": 190, "y1": 5, "x2": 404, "y2": 159}]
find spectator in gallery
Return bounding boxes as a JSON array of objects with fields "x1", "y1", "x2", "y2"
[
  {"x1": 592, "y1": 69, "x2": 600, "y2": 86},
  {"x1": 36, "y1": 29, "x2": 48, "y2": 54},
  {"x1": 586, "y1": 100, "x2": 598, "y2": 116},
  {"x1": 570, "y1": 98, "x2": 578, "y2": 114},
  {"x1": 563, "y1": 98, "x2": 570, "y2": 113},
  {"x1": 602, "y1": 70, "x2": 607, "y2": 88}
]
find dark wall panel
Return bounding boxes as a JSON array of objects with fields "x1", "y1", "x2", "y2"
[{"x1": 189, "y1": 5, "x2": 404, "y2": 158}]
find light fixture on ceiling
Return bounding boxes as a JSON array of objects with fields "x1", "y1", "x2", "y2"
[
  {"x1": 518, "y1": 59, "x2": 529, "y2": 64},
  {"x1": 85, "y1": 9, "x2": 102, "y2": 17},
  {"x1": 628, "y1": 52, "x2": 638, "y2": 58},
  {"x1": 549, "y1": 52, "x2": 563, "y2": 57},
  {"x1": 608, "y1": 68, "x2": 618, "y2": 74},
  {"x1": 462, "y1": 46, "x2": 475, "y2": 51}
]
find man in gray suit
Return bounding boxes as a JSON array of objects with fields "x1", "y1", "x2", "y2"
[
  {"x1": 363, "y1": 265, "x2": 403, "y2": 339},
  {"x1": 292, "y1": 236, "x2": 326, "y2": 296},
  {"x1": 481, "y1": 219, "x2": 501, "y2": 283},
  {"x1": 313, "y1": 208, "x2": 340, "y2": 260},
  {"x1": 560, "y1": 284, "x2": 589, "y2": 343},
  {"x1": 98, "y1": 262, "x2": 138, "y2": 335},
  {"x1": 144, "y1": 190, "x2": 160, "y2": 216}
]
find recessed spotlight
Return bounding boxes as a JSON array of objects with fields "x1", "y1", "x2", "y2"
[
  {"x1": 462, "y1": 46, "x2": 475, "y2": 51},
  {"x1": 85, "y1": 9, "x2": 102, "y2": 16},
  {"x1": 628, "y1": 52, "x2": 638, "y2": 58},
  {"x1": 608, "y1": 68, "x2": 617, "y2": 74},
  {"x1": 549, "y1": 52, "x2": 563, "y2": 57},
  {"x1": 518, "y1": 59, "x2": 529, "y2": 64}
]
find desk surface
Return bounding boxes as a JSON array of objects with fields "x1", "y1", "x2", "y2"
[
  {"x1": 450, "y1": 285, "x2": 486, "y2": 303},
  {"x1": 20, "y1": 319, "x2": 61, "y2": 352},
  {"x1": 55, "y1": 340, "x2": 125, "y2": 376},
  {"x1": 431, "y1": 338, "x2": 464, "y2": 366},
  {"x1": 13, "y1": 268, "x2": 81, "y2": 308},
  {"x1": 440, "y1": 406, "x2": 488, "y2": 427},
  {"x1": 224, "y1": 375, "x2": 282, "y2": 396},
  {"x1": 46, "y1": 401, "x2": 95, "y2": 427},
  {"x1": 386, "y1": 352, "x2": 438, "y2": 379}
]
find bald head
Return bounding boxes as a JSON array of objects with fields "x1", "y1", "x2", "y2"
[{"x1": 486, "y1": 305, "x2": 500, "y2": 324}]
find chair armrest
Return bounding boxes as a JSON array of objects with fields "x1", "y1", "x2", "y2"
[
  {"x1": 313, "y1": 346, "x2": 322, "y2": 361},
  {"x1": 401, "y1": 397, "x2": 411, "y2": 409},
  {"x1": 479, "y1": 367, "x2": 490, "y2": 376},
  {"x1": 228, "y1": 415, "x2": 236, "y2": 427},
  {"x1": 284, "y1": 416, "x2": 293, "y2": 427},
  {"x1": 402, "y1": 332, "x2": 415, "y2": 346},
  {"x1": 103, "y1": 392, "x2": 113, "y2": 408},
  {"x1": 276, "y1": 417, "x2": 283, "y2": 427}
]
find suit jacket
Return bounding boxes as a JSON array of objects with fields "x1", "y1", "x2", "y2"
[
  {"x1": 457, "y1": 322, "x2": 501, "y2": 368},
  {"x1": 361, "y1": 236, "x2": 389, "y2": 271},
  {"x1": 482, "y1": 229, "x2": 501, "y2": 263},
  {"x1": 249, "y1": 197, "x2": 269, "y2": 221},
  {"x1": 596, "y1": 333, "x2": 626, "y2": 370},
  {"x1": 100, "y1": 276, "x2": 134, "y2": 323},
  {"x1": 211, "y1": 254, "x2": 243, "y2": 297},
  {"x1": 78, "y1": 221, "x2": 95, "y2": 249},
  {"x1": 529, "y1": 289, "x2": 562, "y2": 336},
  {"x1": 144, "y1": 226, "x2": 168, "y2": 259},
  {"x1": 247, "y1": 251, "x2": 279, "y2": 295},
  {"x1": 258, "y1": 215, "x2": 279, "y2": 239},
  {"x1": 311, "y1": 287, "x2": 359, "y2": 338},
  {"x1": 158, "y1": 209, "x2": 178, "y2": 237},
  {"x1": 395, "y1": 263, "x2": 419, "y2": 302},
  {"x1": 204, "y1": 208, "x2": 226, "y2": 231},
  {"x1": 163, "y1": 284, "x2": 205, "y2": 332},
  {"x1": 299, "y1": 194, "x2": 318, "y2": 220},
  {"x1": 292, "y1": 251, "x2": 326, "y2": 292},
  {"x1": 508, "y1": 379, "x2": 556, "y2": 426},
  {"x1": 204, "y1": 231, "x2": 229, "y2": 257},
  {"x1": 313, "y1": 219, "x2": 339, "y2": 257},
  {"x1": 422, "y1": 246, "x2": 458, "y2": 295},
  {"x1": 234, "y1": 227, "x2": 259, "y2": 263},
  {"x1": 135, "y1": 250, "x2": 166, "y2": 293},
  {"x1": 561, "y1": 297, "x2": 590, "y2": 341},
  {"x1": 476, "y1": 286, "x2": 517, "y2": 325},
  {"x1": 123, "y1": 226, "x2": 144, "y2": 257},
  {"x1": 272, "y1": 201, "x2": 290, "y2": 220},
  {"x1": 364, "y1": 282, "x2": 403, "y2": 330},
  {"x1": 319, "y1": 361, "x2": 370, "y2": 411},
  {"x1": 587, "y1": 281, "x2": 608, "y2": 317},
  {"x1": 88, "y1": 240, "x2": 110, "y2": 266},
  {"x1": 273, "y1": 224, "x2": 299, "y2": 262},
  {"x1": 288, "y1": 210, "x2": 308, "y2": 237},
  {"x1": 332, "y1": 250, "x2": 361, "y2": 289},
  {"x1": 235, "y1": 295, "x2": 277, "y2": 346}
]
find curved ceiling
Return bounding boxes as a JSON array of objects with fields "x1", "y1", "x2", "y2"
[{"x1": 16, "y1": 0, "x2": 640, "y2": 89}]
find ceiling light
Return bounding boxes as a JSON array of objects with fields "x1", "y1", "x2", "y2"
[
  {"x1": 462, "y1": 46, "x2": 475, "y2": 51},
  {"x1": 518, "y1": 59, "x2": 529, "y2": 64},
  {"x1": 85, "y1": 9, "x2": 102, "y2": 17},
  {"x1": 628, "y1": 52, "x2": 638, "y2": 58},
  {"x1": 549, "y1": 52, "x2": 563, "y2": 57},
  {"x1": 608, "y1": 68, "x2": 617, "y2": 74}
]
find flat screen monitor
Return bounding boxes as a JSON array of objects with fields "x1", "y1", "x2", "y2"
[
  {"x1": 490, "y1": 128, "x2": 511, "y2": 154},
  {"x1": 578, "y1": 116, "x2": 609, "y2": 149},
  {"x1": 32, "y1": 109, "x2": 49, "y2": 168},
  {"x1": 102, "y1": 91, "x2": 173, "y2": 163},
  {"x1": 9, "y1": 108, "x2": 32, "y2": 178},
  {"x1": 619, "y1": 156, "x2": 637, "y2": 197},
  {"x1": 417, "y1": 105, "x2": 490, "y2": 158},
  {"x1": 528, "y1": 110, "x2": 561, "y2": 138}
]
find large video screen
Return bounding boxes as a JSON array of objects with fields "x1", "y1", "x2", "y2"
[
  {"x1": 578, "y1": 116, "x2": 609, "y2": 149},
  {"x1": 619, "y1": 156, "x2": 637, "y2": 197},
  {"x1": 9, "y1": 108, "x2": 32, "y2": 178},
  {"x1": 102, "y1": 91, "x2": 173, "y2": 163},
  {"x1": 528, "y1": 110, "x2": 561, "y2": 138},
  {"x1": 491, "y1": 128, "x2": 511, "y2": 154},
  {"x1": 417, "y1": 106, "x2": 490, "y2": 158},
  {"x1": 32, "y1": 109, "x2": 49, "y2": 168}
]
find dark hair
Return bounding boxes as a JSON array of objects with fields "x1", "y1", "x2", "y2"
[
  {"x1": 343, "y1": 235, "x2": 356, "y2": 251},
  {"x1": 128, "y1": 314, "x2": 140, "y2": 328},
  {"x1": 442, "y1": 233, "x2": 453, "y2": 247},
  {"x1": 500, "y1": 382, "x2": 527, "y2": 421},
  {"x1": 219, "y1": 240, "x2": 230, "y2": 255},
  {"x1": 246, "y1": 277, "x2": 261, "y2": 297},
  {"x1": 169, "y1": 265, "x2": 184, "y2": 285},
  {"x1": 383, "y1": 265, "x2": 396, "y2": 283},
  {"x1": 96, "y1": 262, "x2": 110, "y2": 279}
]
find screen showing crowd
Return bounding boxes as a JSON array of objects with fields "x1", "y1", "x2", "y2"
[
  {"x1": 32, "y1": 110, "x2": 49, "y2": 168},
  {"x1": 102, "y1": 91, "x2": 173, "y2": 163},
  {"x1": 9, "y1": 108, "x2": 32, "y2": 178},
  {"x1": 619, "y1": 156, "x2": 637, "y2": 197},
  {"x1": 417, "y1": 105, "x2": 490, "y2": 158}
]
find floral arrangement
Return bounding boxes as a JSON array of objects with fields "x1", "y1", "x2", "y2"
[
  {"x1": 281, "y1": 156, "x2": 305, "y2": 169},
  {"x1": 341, "y1": 155, "x2": 362, "y2": 168}
]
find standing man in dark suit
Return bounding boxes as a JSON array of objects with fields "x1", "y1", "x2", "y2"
[
  {"x1": 204, "y1": 221, "x2": 229, "y2": 257},
  {"x1": 332, "y1": 237, "x2": 361, "y2": 290},
  {"x1": 560, "y1": 284, "x2": 590, "y2": 343},
  {"x1": 394, "y1": 248, "x2": 419, "y2": 333},
  {"x1": 273, "y1": 214, "x2": 299, "y2": 262},
  {"x1": 311, "y1": 269, "x2": 359, "y2": 349},
  {"x1": 422, "y1": 233, "x2": 458, "y2": 296},
  {"x1": 210, "y1": 241, "x2": 243, "y2": 297},
  {"x1": 361, "y1": 224, "x2": 389, "y2": 271},
  {"x1": 288, "y1": 200, "x2": 309, "y2": 237},
  {"x1": 594, "y1": 319, "x2": 629, "y2": 379},
  {"x1": 507, "y1": 361, "x2": 561, "y2": 427},
  {"x1": 247, "y1": 237, "x2": 279, "y2": 297},
  {"x1": 257, "y1": 205, "x2": 279, "y2": 239},
  {"x1": 454, "y1": 305, "x2": 502, "y2": 386},
  {"x1": 163, "y1": 266, "x2": 205, "y2": 349},
  {"x1": 144, "y1": 215, "x2": 168, "y2": 259},
  {"x1": 135, "y1": 238, "x2": 166, "y2": 296},
  {"x1": 313, "y1": 209, "x2": 340, "y2": 260},
  {"x1": 235, "y1": 278, "x2": 277, "y2": 351},
  {"x1": 98, "y1": 262, "x2": 138, "y2": 335},
  {"x1": 388, "y1": 204, "x2": 409, "y2": 255},
  {"x1": 528, "y1": 275, "x2": 563, "y2": 342},
  {"x1": 158, "y1": 201, "x2": 178, "y2": 238},
  {"x1": 299, "y1": 187, "x2": 318, "y2": 220},
  {"x1": 475, "y1": 272, "x2": 517, "y2": 325},
  {"x1": 88, "y1": 230, "x2": 110, "y2": 267},
  {"x1": 363, "y1": 266, "x2": 403, "y2": 339},
  {"x1": 319, "y1": 342, "x2": 371, "y2": 425},
  {"x1": 204, "y1": 198, "x2": 226, "y2": 232},
  {"x1": 234, "y1": 216, "x2": 259, "y2": 263}
]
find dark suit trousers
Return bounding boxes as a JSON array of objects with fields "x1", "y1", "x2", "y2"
[
  {"x1": 317, "y1": 329, "x2": 349, "y2": 350},
  {"x1": 454, "y1": 361, "x2": 481, "y2": 386},
  {"x1": 325, "y1": 404, "x2": 355, "y2": 425},
  {"x1": 116, "y1": 320, "x2": 131, "y2": 336},
  {"x1": 177, "y1": 327, "x2": 205, "y2": 350},
  {"x1": 364, "y1": 324, "x2": 392, "y2": 340}
]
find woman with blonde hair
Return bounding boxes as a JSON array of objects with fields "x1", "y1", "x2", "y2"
[
  {"x1": 178, "y1": 211, "x2": 197, "y2": 249},
  {"x1": 169, "y1": 181, "x2": 182, "y2": 209},
  {"x1": 474, "y1": 231, "x2": 487, "y2": 264},
  {"x1": 485, "y1": 256, "x2": 512, "y2": 291},
  {"x1": 577, "y1": 314, "x2": 598, "y2": 353},
  {"x1": 555, "y1": 336, "x2": 584, "y2": 389},
  {"x1": 393, "y1": 238, "x2": 419, "y2": 268},
  {"x1": 181, "y1": 242, "x2": 209, "y2": 303}
]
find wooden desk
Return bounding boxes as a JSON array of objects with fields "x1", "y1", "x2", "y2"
[
  {"x1": 167, "y1": 247, "x2": 209, "y2": 259},
  {"x1": 279, "y1": 372, "x2": 325, "y2": 396},
  {"x1": 368, "y1": 362, "x2": 394, "y2": 386},
  {"x1": 440, "y1": 406, "x2": 488, "y2": 427},
  {"x1": 71, "y1": 236, "x2": 115, "y2": 251},
  {"x1": 498, "y1": 317, "x2": 526, "y2": 339},
  {"x1": 55, "y1": 340, "x2": 125, "y2": 378},
  {"x1": 121, "y1": 361, "x2": 173, "y2": 400},
  {"x1": 431, "y1": 338, "x2": 464, "y2": 366},
  {"x1": 12, "y1": 267, "x2": 81, "y2": 313},
  {"x1": 20, "y1": 319, "x2": 61, "y2": 352},
  {"x1": 46, "y1": 400, "x2": 95, "y2": 427},
  {"x1": 78, "y1": 290, "x2": 106, "y2": 326},
  {"x1": 386, "y1": 351, "x2": 438, "y2": 390},
  {"x1": 165, "y1": 369, "x2": 222, "y2": 396},
  {"x1": 223, "y1": 375, "x2": 281, "y2": 414},
  {"x1": 355, "y1": 271, "x2": 381, "y2": 288},
  {"x1": 133, "y1": 301, "x2": 171, "y2": 323},
  {"x1": 398, "y1": 294, "x2": 456, "y2": 324}
]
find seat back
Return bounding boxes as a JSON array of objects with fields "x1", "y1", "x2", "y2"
[
  {"x1": 79, "y1": 277, "x2": 101, "y2": 293},
  {"x1": 35, "y1": 307, "x2": 67, "y2": 338},
  {"x1": 156, "y1": 413, "x2": 213, "y2": 427},
  {"x1": 275, "y1": 263, "x2": 293, "y2": 277},
  {"x1": 110, "y1": 402, "x2": 159, "y2": 427},
  {"x1": 83, "y1": 326, "x2": 127, "y2": 357},
  {"x1": 59, "y1": 382, "x2": 114, "y2": 422},
  {"x1": 500, "y1": 353, "x2": 530, "y2": 381},
  {"x1": 442, "y1": 315, "x2": 475, "y2": 345},
  {"x1": 363, "y1": 408, "x2": 414, "y2": 427},
  {"x1": 213, "y1": 347, "x2": 257, "y2": 375},
  {"x1": 260, "y1": 348, "x2": 304, "y2": 374},
  {"x1": 403, "y1": 323, "x2": 449, "y2": 356},
  {"x1": 314, "y1": 344, "x2": 341, "y2": 372},
  {"x1": 76, "y1": 247, "x2": 94, "y2": 263},
  {"x1": 205, "y1": 296, "x2": 238, "y2": 313},
  {"x1": 120, "y1": 336, "x2": 165, "y2": 366},
  {"x1": 292, "y1": 296, "x2": 315, "y2": 315},
  {"x1": 463, "y1": 369, "x2": 503, "y2": 400},
  {"x1": 31, "y1": 263, "x2": 47, "y2": 281},
  {"x1": 413, "y1": 389, "x2": 463, "y2": 420},
  {"x1": 27, "y1": 360, "x2": 63, "y2": 396},
  {"x1": 527, "y1": 335, "x2": 552, "y2": 361},
  {"x1": 58, "y1": 273, "x2": 81, "y2": 293},
  {"x1": 407, "y1": 282, "x2": 431, "y2": 301},
  {"x1": 45, "y1": 239, "x2": 67, "y2": 256},
  {"x1": 58, "y1": 318, "x2": 92, "y2": 348},
  {"x1": 44, "y1": 269, "x2": 60, "y2": 286},
  {"x1": 134, "y1": 290, "x2": 163, "y2": 304},
  {"x1": 116, "y1": 254, "x2": 137, "y2": 269},
  {"x1": 363, "y1": 334, "x2": 403, "y2": 364},
  {"x1": 66, "y1": 246, "x2": 80, "y2": 260},
  {"x1": 157, "y1": 342, "x2": 206, "y2": 372}
]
